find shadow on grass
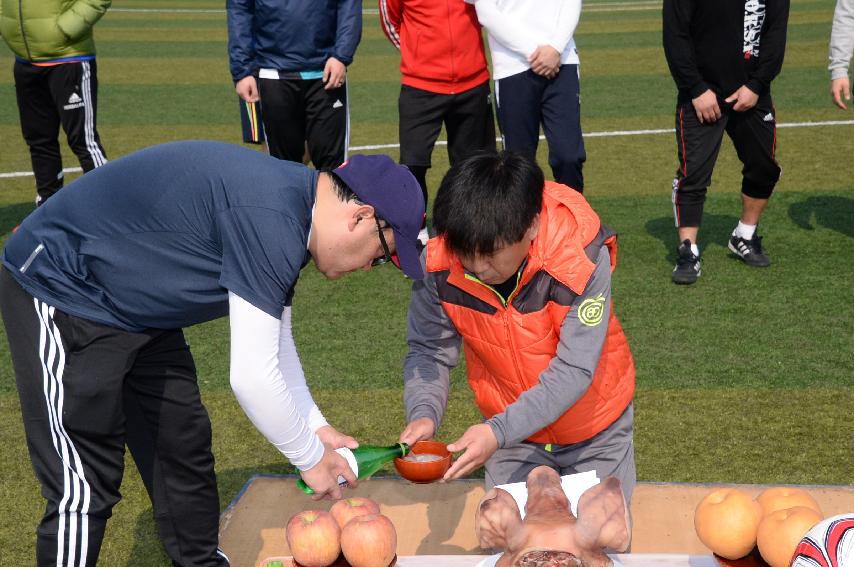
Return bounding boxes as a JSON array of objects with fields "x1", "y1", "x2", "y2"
[
  {"x1": 788, "y1": 196, "x2": 854, "y2": 238},
  {"x1": 0, "y1": 202, "x2": 36, "y2": 235},
  {"x1": 126, "y1": 465, "x2": 272, "y2": 566},
  {"x1": 645, "y1": 213, "x2": 739, "y2": 261}
]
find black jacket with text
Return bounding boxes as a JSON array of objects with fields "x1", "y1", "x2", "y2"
[{"x1": 663, "y1": 0, "x2": 790, "y2": 103}]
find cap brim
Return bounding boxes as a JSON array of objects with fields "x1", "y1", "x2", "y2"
[{"x1": 392, "y1": 228, "x2": 424, "y2": 280}]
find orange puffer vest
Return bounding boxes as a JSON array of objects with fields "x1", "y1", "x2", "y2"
[{"x1": 426, "y1": 182, "x2": 635, "y2": 445}]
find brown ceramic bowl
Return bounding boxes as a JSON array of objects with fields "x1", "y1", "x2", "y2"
[{"x1": 393, "y1": 440, "x2": 451, "y2": 483}]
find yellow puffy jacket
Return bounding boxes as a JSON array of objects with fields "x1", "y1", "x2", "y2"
[{"x1": 0, "y1": 0, "x2": 110, "y2": 62}]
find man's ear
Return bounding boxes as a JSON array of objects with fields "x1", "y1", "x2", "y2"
[
  {"x1": 575, "y1": 477, "x2": 631, "y2": 552},
  {"x1": 347, "y1": 203, "x2": 376, "y2": 232},
  {"x1": 525, "y1": 214, "x2": 541, "y2": 242}
]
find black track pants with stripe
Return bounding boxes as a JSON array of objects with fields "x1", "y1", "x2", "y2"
[
  {"x1": 0, "y1": 270, "x2": 229, "y2": 567},
  {"x1": 671, "y1": 97, "x2": 781, "y2": 228},
  {"x1": 13, "y1": 60, "x2": 108, "y2": 204}
]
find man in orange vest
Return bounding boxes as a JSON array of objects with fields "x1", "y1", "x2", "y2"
[{"x1": 398, "y1": 152, "x2": 636, "y2": 503}]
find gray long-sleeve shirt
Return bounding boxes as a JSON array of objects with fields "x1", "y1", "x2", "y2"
[
  {"x1": 403, "y1": 246, "x2": 612, "y2": 448},
  {"x1": 830, "y1": 0, "x2": 854, "y2": 79}
]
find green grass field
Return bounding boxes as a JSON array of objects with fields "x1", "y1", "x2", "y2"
[{"x1": 1, "y1": 0, "x2": 852, "y2": 564}]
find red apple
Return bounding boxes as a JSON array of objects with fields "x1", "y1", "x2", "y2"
[
  {"x1": 340, "y1": 513, "x2": 396, "y2": 567},
  {"x1": 330, "y1": 497, "x2": 381, "y2": 529},
  {"x1": 286, "y1": 510, "x2": 341, "y2": 567}
]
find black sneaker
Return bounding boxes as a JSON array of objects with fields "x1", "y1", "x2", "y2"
[
  {"x1": 672, "y1": 239, "x2": 701, "y2": 284},
  {"x1": 728, "y1": 231, "x2": 770, "y2": 267}
]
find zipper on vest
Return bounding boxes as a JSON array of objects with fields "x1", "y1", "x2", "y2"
[
  {"x1": 502, "y1": 309, "x2": 529, "y2": 392},
  {"x1": 463, "y1": 269, "x2": 523, "y2": 308},
  {"x1": 459, "y1": 273, "x2": 530, "y2": 390},
  {"x1": 465, "y1": 273, "x2": 507, "y2": 307},
  {"x1": 18, "y1": 0, "x2": 34, "y2": 61}
]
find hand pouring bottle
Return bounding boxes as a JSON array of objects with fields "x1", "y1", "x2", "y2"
[{"x1": 296, "y1": 443, "x2": 410, "y2": 494}]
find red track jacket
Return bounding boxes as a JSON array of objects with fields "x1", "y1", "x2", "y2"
[{"x1": 379, "y1": 0, "x2": 491, "y2": 94}]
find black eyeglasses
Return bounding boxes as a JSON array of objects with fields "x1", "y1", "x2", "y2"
[{"x1": 371, "y1": 217, "x2": 400, "y2": 268}]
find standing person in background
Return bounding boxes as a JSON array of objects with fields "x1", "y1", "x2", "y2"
[
  {"x1": 379, "y1": 0, "x2": 496, "y2": 241},
  {"x1": 0, "y1": 0, "x2": 110, "y2": 205},
  {"x1": 663, "y1": 0, "x2": 789, "y2": 285},
  {"x1": 829, "y1": 0, "x2": 854, "y2": 109},
  {"x1": 467, "y1": 0, "x2": 587, "y2": 193},
  {"x1": 227, "y1": 0, "x2": 361, "y2": 169}
]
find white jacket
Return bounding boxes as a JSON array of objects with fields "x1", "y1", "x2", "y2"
[{"x1": 466, "y1": 0, "x2": 582, "y2": 80}]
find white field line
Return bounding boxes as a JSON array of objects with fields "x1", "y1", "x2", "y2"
[
  {"x1": 111, "y1": 2, "x2": 662, "y2": 15},
  {"x1": 2, "y1": 119, "x2": 851, "y2": 180}
]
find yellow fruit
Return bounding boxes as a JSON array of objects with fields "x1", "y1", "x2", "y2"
[
  {"x1": 756, "y1": 487, "x2": 822, "y2": 517},
  {"x1": 694, "y1": 487, "x2": 762, "y2": 559},
  {"x1": 757, "y1": 506, "x2": 823, "y2": 567}
]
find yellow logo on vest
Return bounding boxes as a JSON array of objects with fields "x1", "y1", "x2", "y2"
[{"x1": 578, "y1": 294, "x2": 606, "y2": 327}]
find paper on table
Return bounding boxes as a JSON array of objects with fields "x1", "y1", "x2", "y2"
[{"x1": 494, "y1": 469, "x2": 600, "y2": 518}]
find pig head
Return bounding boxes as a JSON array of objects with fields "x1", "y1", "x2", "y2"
[{"x1": 475, "y1": 466, "x2": 631, "y2": 567}]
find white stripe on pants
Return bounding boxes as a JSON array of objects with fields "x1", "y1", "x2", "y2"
[
  {"x1": 79, "y1": 62, "x2": 106, "y2": 168},
  {"x1": 34, "y1": 299, "x2": 92, "y2": 567}
]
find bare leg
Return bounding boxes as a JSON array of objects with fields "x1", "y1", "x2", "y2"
[
  {"x1": 677, "y1": 226, "x2": 699, "y2": 244},
  {"x1": 740, "y1": 194, "x2": 769, "y2": 225}
]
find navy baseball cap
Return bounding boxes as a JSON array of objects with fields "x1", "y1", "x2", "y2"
[{"x1": 333, "y1": 155, "x2": 425, "y2": 280}]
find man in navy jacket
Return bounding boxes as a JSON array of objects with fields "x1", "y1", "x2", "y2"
[{"x1": 227, "y1": 0, "x2": 362, "y2": 169}]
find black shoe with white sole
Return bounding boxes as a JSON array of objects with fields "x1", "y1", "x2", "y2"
[
  {"x1": 672, "y1": 239, "x2": 701, "y2": 284},
  {"x1": 728, "y1": 232, "x2": 770, "y2": 267}
]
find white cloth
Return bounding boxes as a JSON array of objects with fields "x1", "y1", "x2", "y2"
[
  {"x1": 466, "y1": 0, "x2": 582, "y2": 80},
  {"x1": 494, "y1": 469, "x2": 600, "y2": 518},
  {"x1": 229, "y1": 292, "x2": 328, "y2": 471}
]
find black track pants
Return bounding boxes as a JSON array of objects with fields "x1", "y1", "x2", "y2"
[
  {"x1": 259, "y1": 77, "x2": 348, "y2": 169},
  {"x1": 671, "y1": 97, "x2": 781, "y2": 227},
  {"x1": 0, "y1": 269, "x2": 229, "y2": 567},
  {"x1": 14, "y1": 60, "x2": 108, "y2": 204},
  {"x1": 398, "y1": 81, "x2": 497, "y2": 171}
]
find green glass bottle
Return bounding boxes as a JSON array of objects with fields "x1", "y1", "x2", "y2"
[{"x1": 296, "y1": 443, "x2": 410, "y2": 494}]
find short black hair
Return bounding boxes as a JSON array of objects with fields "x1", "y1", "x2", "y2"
[
  {"x1": 433, "y1": 151, "x2": 544, "y2": 256},
  {"x1": 326, "y1": 171, "x2": 363, "y2": 204}
]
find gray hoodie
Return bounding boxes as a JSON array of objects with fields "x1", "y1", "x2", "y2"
[{"x1": 830, "y1": 0, "x2": 854, "y2": 79}]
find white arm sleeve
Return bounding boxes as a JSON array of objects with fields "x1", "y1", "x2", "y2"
[
  {"x1": 277, "y1": 305, "x2": 329, "y2": 432},
  {"x1": 467, "y1": 0, "x2": 539, "y2": 59},
  {"x1": 229, "y1": 292, "x2": 325, "y2": 471},
  {"x1": 548, "y1": 0, "x2": 582, "y2": 54}
]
